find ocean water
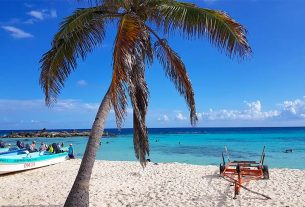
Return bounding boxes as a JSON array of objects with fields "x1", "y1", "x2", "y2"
[{"x1": 1, "y1": 127, "x2": 305, "y2": 169}]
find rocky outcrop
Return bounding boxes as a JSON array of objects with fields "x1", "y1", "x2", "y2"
[{"x1": 0, "y1": 130, "x2": 116, "y2": 138}]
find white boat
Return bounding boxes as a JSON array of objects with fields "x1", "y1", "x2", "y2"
[
  {"x1": 0, "y1": 151, "x2": 68, "y2": 175},
  {"x1": 0, "y1": 148, "x2": 9, "y2": 153},
  {"x1": 0, "y1": 148, "x2": 27, "y2": 156},
  {"x1": 0, "y1": 147, "x2": 21, "y2": 154}
]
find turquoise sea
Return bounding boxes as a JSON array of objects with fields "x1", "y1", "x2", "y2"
[{"x1": 1, "y1": 127, "x2": 305, "y2": 169}]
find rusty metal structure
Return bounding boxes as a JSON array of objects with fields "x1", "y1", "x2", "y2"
[{"x1": 220, "y1": 146, "x2": 270, "y2": 199}]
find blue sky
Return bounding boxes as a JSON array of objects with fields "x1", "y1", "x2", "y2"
[{"x1": 1, "y1": 0, "x2": 305, "y2": 130}]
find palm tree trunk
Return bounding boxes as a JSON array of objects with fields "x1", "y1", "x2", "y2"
[{"x1": 64, "y1": 87, "x2": 112, "y2": 207}]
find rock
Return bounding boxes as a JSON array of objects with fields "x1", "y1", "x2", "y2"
[{"x1": 0, "y1": 130, "x2": 116, "y2": 138}]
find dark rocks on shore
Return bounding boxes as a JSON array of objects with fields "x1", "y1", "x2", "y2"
[{"x1": 0, "y1": 130, "x2": 116, "y2": 138}]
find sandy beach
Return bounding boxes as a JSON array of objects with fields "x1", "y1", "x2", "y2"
[{"x1": 0, "y1": 159, "x2": 304, "y2": 207}]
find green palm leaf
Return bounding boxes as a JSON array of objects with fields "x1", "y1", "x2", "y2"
[
  {"x1": 129, "y1": 29, "x2": 152, "y2": 167},
  {"x1": 147, "y1": 26, "x2": 197, "y2": 125},
  {"x1": 111, "y1": 14, "x2": 151, "y2": 165},
  {"x1": 154, "y1": 0, "x2": 251, "y2": 58},
  {"x1": 129, "y1": 64, "x2": 150, "y2": 166},
  {"x1": 110, "y1": 14, "x2": 141, "y2": 127},
  {"x1": 40, "y1": 6, "x2": 121, "y2": 105}
]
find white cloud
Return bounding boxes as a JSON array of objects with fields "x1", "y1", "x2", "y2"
[
  {"x1": 77, "y1": 80, "x2": 87, "y2": 87},
  {"x1": 2, "y1": 26, "x2": 33, "y2": 39},
  {"x1": 0, "y1": 99, "x2": 100, "y2": 113},
  {"x1": 83, "y1": 103, "x2": 99, "y2": 111},
  {"x1": 176, "y1": 112, "x2": 187, "y2": 121},
  {"x1": 24, "y1": 19, "x2": 35, "y2": 24},
  {"x1": 2, "y1": 97, "x2": 305, "y2": 129},
  {"x1": 26, "y1": 9, "x2": 57, "y2": 22},
  {"x1": 158, "y1": 115, "x2": 169, "y2": 122},
  {"x1": 245, "y1": 100, "x2": 261, "y2": 112},
  {"x1": 196, "y1": 113, "x2": 203, "y2": 120},
  {"x1": 27, "y1": 10, "x2": 44, "y2": 20},
  {"x1": 0, "y1": 99, "x2": 104, "y2": 130},
  {"x1": 198, "y1": 98, "x2": 305, "y2": 122},
  {"x1": 201, "y1": 100, "x2": 279, "y2": 121},
  {"x1": 279, "y1": 97, "x2": 305, "y2": 119}
]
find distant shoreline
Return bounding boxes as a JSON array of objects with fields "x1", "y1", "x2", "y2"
[
  {"x1": 1, "y1": 126, "x2": 305, "y2": 137},
  {"x1": 0, "y1": 130, "x2": 116, "y2": 138},
  {"x1": 1, "y1": 126, "x2": 305, "y2": 131}
]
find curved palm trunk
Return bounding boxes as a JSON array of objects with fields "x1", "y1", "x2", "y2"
[{"x1": 64, "y1": 88, "x2": 112, "y2": 207}]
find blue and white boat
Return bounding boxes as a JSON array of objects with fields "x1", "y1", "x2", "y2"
[
  {"x1": 0, "y1": 148, "x2": 9, "y2": 153},
  {"x1": 0, "y1": 151, "x2": 68, "y2": 175},
  {"x1": 0, "y1": 148, "x2": 27, "y2": 156}
]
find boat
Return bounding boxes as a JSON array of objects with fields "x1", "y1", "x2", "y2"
[
  {"x1": 0, "y1": 148, "x2": 27, "y2": 156},
  {"x1": 0, "y1": 151, "x2": 68, "y2": 175},
  {"x1": 0, "y1": 147, "x2": 21, "y2": 154},
  {"x1": 0, "y1": 148, "x2": 9, "y2": 153}
]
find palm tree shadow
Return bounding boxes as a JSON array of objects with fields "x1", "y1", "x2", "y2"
[
  {"x1": 201, "y1": 171, "x2": 234, "y2": 206},
  {"x1": 201, "y1": 173, "x2": 220, "y2": 180}
]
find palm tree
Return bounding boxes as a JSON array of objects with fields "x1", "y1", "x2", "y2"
[{"x1": 40, "y1": 0, "x2": 251, "y2": 206}]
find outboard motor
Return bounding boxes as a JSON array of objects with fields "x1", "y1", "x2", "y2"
[{"x1": 0, "y1": 141, "x2": 5, "y2": 148}]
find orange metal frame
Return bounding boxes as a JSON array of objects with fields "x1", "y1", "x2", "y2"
[{"x1": 220, "y1": 146, "x2": 267, "y2": 199}]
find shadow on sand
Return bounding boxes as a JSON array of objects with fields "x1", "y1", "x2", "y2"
[{"x1": 200, "y1": 171, "x2": 271, "y2": 207}]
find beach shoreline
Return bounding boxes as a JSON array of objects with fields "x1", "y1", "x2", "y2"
[
  {"x1": 1, "y1": 159, "x2": 304, "y2": 207},
  {"x1": 0, "y1": 130, "x2": 116, "y2": 139}
]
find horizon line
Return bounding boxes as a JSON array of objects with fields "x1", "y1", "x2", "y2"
[{"x1": 1, "y1": 126, "x2": 305, "y2": 131}]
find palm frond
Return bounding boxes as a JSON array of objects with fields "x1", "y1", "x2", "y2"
[
  {"x1": 147, "y1": 26, "x2": 197, "y2": 125},
  {"x1": 110, "y1": 14, "x2": 144, "y2": 128},
  {"x1": 129, "y1": 65, "x2": 149, "y2": 167},
  {"x1": 153, "y1": 0, "x2": 251, "y2": 58},
  {"x1": 110, "y1": 14, "x2": 151, "y2": 166},
  {"x1": 40, "y1": 7, "x2": 121, "y2": 105},
  {"x1": 77, "y1": 0, "x2": 123, "y2": 7},
  {"x1": 99, "y1": 0, "x2": 128, "y2": 10},
  {"x1": 129, "y1": 31, "x2": 152, "y2": 167}
]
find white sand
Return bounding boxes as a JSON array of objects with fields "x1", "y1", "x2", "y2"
[{"x1": 0, "y1": 159, "x2": 305, "y2": 207}]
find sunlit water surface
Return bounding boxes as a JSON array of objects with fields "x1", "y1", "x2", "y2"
[{"x1": 1, "y1": 127, "x2": 305, "y2": 169}]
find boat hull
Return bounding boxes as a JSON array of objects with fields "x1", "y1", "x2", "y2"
[
  {"x1": 0, "y1": 153, "x2": 68, "y2": 175},
  {"x1": 0, "y1": 148, "x2": 9, "y2": 153},
  {"x1": 0, "y1": 149, "x2": 27, "y2": 156}
]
